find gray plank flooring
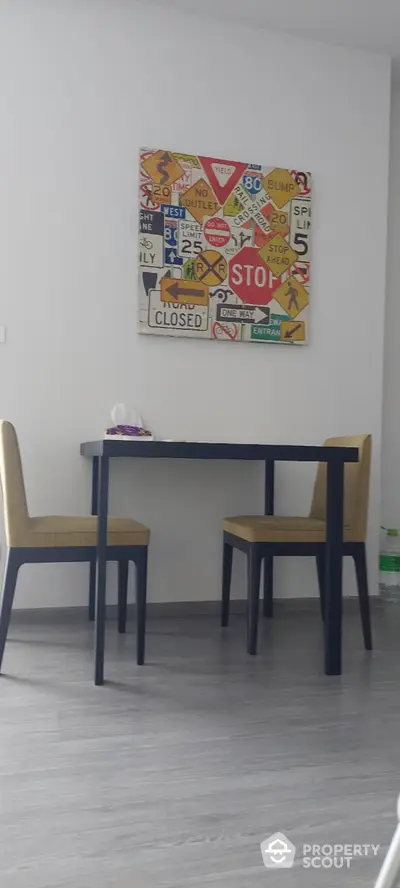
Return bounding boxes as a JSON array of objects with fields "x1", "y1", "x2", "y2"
[{"x1": 0, "y1": 604, "x2": 399, "y2": 887}]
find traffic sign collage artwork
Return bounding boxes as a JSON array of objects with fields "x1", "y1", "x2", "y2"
[{"x1": 138, "y1": 148, "x2": 311, "y2": 345}]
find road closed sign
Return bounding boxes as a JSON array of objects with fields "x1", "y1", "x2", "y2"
[{"x1": 148, "y1": 290, "x2": 208, "y2": 332}]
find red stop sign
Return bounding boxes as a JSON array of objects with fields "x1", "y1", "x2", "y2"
[{"x1": 229, "y1": 246, "x2": 276, "y2": 306}]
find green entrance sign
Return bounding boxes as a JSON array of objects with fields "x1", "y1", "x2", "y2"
[{"x1": 250, "y1": 313, "x2": 288, "y2": 342}]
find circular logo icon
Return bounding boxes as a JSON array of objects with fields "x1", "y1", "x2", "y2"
[
  {"x1": 204, "y1": 217, "x2": 231, "y2": 248},
  {"x1": 291, "y1": 170, "x2": 311, "y2": 195},
  {"x1": 194, "y1": 250, "x2": 227, "y2": 286},
  {"x1": 140, "y1": 181, "x2": 158, "y2": 210},
  {"x1": 212, "y1": 321, "x2": 239, "y2": 341}
]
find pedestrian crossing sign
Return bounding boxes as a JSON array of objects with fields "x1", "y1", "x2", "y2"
[{"x1": 273, "y1": 276, "x2": 309, "y2": 319}]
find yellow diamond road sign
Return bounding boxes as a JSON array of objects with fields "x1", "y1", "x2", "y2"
[
  {"x1": 274, "y1": 276, "x2": 309, "y2": 319},
  {"x1": 180, "y1": 178, "x2": 219, "y2": 224},
  {"x1": 223, "y1": 193, "x2": 243, "y2": 217},
  {"x1": 142, "y1": 150, "x2": 184, "y2": 187},
  {"x1": 262, "y1": 168, "x2": 300, "y2": 209},
  {"x1": 258, "y1": 235, "x2": 297, "y2": 278},
  {"x1": 280, "y1": 320, "x2": 306, "y2": 342}
]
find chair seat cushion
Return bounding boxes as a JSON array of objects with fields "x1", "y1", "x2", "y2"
[
  {"x1": 16, "y1": 516, "x2": 149, "y2": 548},
  {"x1": 223, "y1": 515, "x2": 353, "y2": 543}
]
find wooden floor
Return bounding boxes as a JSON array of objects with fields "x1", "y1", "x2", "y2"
[{"x1": 0, "y1": 604, "x2": 399, "y2": 887}]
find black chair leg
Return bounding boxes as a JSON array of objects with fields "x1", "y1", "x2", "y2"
[
  {"x1": 118, "y1": 560, "x2": 129, "y2": 634},
  {"x1": 263, "y1": 554, "x2": 273, "y2": 617},
  {"x1": 353, "y1": 543, "x2": 372, "y2": 650},
  {"x1": 88, "y1": 560, "x2": 96, "y2": 621},
  {"x1": 221, "y1": 541, "x2": 233, "y2": 627},
  {"x1": 135, "y1": 548, "x2": 148, "y2": 665},
  {"x1": 246, "y1": 546, "x2": 261, "y2": 655},
  {"x1": 316, "y1": 549, "x2": 326, "y2": 621},
  {"x1": 0, "y1": 550, "x2": 21, "y2": 672}
]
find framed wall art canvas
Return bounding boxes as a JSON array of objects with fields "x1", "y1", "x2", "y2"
[{"x1": 138, "y1": 148, "x2": 311, "y2": 345}]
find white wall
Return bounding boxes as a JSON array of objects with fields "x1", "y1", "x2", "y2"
[
  {"x1": 381, "y1": 88, "x2": 400, "y2": 529},
  {"x1": 0, "y1": 0, "x2": 391, "y2": 607}
]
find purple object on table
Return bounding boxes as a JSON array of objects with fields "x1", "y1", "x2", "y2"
[{"x1": 105, "y1": 425, "x2": 152, "y2": 437}]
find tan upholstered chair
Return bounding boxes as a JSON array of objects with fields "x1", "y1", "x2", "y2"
[
  {"x1": 0, "y1": 421, "x2": 150, "y2": 677},
  {"x1": 221, "y1": 435, "x2": 372, "y2": 656}
]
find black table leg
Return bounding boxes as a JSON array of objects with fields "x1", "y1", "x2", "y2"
[
  {"x1": 88, "y1": 456, "x2": 99, "y2": 621},
  {"x1": 263, "y1": 460, "x2": 275, "y2": 617},
  {"x1": 95, "y1": 456, "x2": 109, "y2": 686},
  {"x1": 324, "y1": 459, "x2": 344, "y2": 675}
]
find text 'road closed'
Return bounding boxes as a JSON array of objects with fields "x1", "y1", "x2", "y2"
[{"x1": 148, "y1": 291, "x2": 208, "y2": 331}]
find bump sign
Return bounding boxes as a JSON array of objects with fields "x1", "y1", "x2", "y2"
[
  {"x1": 262, "y1": 168, "x2": 300, "y2": 209},
  {"x1": 139, "y1": 148, "x2": 311, "y2": 345}
]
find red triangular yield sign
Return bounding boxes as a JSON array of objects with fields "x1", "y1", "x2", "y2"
[{"x1": 199, "y1": 156, "x2": 248, "y2": 205}]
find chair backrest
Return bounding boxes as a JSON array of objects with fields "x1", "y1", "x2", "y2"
[
  {"x1": 309, "y1": 435, "x2": 372, "y2": 541},
  {"x1": 0, "y1": 421, "x2": 29, "y2": 546}
]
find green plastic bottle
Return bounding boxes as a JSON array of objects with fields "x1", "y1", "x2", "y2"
[{"x1": 380, "y1": 528, "x2": 400, "y2": 603}]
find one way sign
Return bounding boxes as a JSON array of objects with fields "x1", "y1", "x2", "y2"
[{"x1": 216, "y1": 304, "x2": 270, "y2": 325}]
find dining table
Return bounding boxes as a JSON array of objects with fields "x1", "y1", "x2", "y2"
[{"x1": 80, "y1": 439, "x2": 359, "y2": 684}]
